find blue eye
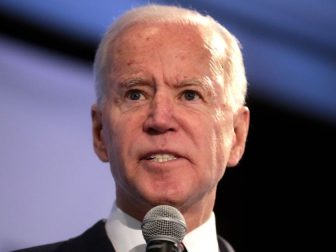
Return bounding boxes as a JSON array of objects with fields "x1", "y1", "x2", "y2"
[
  {"x1": 183, "y1": 90, "x2": 200, "y2": 101},
  {"x1": 126, "y1": 90, "x2": 144, "y2": 100}
]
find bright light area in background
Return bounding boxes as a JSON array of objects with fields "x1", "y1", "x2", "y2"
[{"x1": 0, "y1": 36, "x2": 115, "y2": 252}]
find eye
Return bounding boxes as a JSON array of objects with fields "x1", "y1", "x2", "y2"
[
  {"x1": 126, "y1": 89, "x2": 145, "y2": 100},
  {"x1": 182, "y1": 90, "x2": 201, "y2": 101}
]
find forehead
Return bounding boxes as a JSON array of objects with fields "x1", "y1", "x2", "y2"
[
  {"x1": 117, "y1": 22, "x2": 203, "y2": 41},
  {"x1": 110, "y1": 22, "x2": 219, "y2": 59},
  {"x1": 104, "y1": 22, "x2": 227, "y2": 92}
]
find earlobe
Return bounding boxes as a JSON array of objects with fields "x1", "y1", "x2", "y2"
[
  {"x1": 91, "y1": 104, "x2": 109, "y2": 162},
  {"x1": 227, "y1": 106, "x2": 250, "y2": 167}
]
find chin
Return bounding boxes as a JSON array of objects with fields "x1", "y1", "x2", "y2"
[
  {"x1": 136, "y1": 176, "x2": 192, "y2": 207},
  {"x1": 142, "y1": 189, "x2": 189, "y2": 208}
]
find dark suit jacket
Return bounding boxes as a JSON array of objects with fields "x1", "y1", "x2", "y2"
[{"x1": 12, "y1": 220, "x2": 234, "y2": 252}]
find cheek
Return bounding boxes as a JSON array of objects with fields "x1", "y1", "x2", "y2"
[
  {"x1": 213, "y1": 117, "x2": 234, "y2": 165},
  {"x1": 102, "y1": 119, "x2": 134, "y2": 184},
  {"x1": 101, "y1": 109, "x2": 125, "y2": 159},
  {"x1": 103, "y1": 109, "x2": 144, "y2": 160}
]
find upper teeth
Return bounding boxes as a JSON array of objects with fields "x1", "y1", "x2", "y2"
[{"x1": 148, "y1": 154, "x2": 177, "y2": 162}]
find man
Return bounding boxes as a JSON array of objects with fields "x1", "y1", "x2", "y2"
[{"x1": 14, "y1": 4, "x2": 249, "y2": 252}]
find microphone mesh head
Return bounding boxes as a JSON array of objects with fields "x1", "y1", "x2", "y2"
[{"x1": 142, "y1": 205, "x2": 187, "y2": 244}]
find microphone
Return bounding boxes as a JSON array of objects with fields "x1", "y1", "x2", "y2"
[{"x1": 141, "y1": 205, "x2": 187, "y2": 252}]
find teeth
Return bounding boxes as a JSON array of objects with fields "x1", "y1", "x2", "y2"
[{"x1": 147, "y1": 154, "x2": 177, "y2": 163}]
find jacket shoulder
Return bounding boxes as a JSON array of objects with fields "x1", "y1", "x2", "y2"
[
  {"x1": 217, "y1": 235, "x2": 235, "y2": 252},
  {"x1": 12, "y1": 220, "x2": 114, "y2": 252},
  {"x1": 12, "y1": 241, "x2": 63, "y2": 252}
]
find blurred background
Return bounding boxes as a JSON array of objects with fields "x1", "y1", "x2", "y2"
[{"x1": 1, "y1": 0, "x2": 335, "y2": 251}]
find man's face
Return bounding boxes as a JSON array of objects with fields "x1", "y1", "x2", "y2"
[{"x1": 92, "y1": 23, "x2": 249, "y2": 217}]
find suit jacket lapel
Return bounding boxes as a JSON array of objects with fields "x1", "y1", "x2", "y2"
[
  {"x1": 217, "y1": 235, "x2": 235, "y2": 252},
  {"x1": 56, "y1": 220, "x2": 115, "y2": 252}
]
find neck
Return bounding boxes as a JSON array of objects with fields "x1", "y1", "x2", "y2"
[{"x1": 179, "y1": 189, "x2": 217, "y2": 232}]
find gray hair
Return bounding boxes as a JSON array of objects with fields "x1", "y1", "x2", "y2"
[{"x1": 93, "y1": 4, "x2": 247, "y2": 112}]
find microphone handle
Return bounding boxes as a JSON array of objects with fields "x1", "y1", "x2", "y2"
[{"x1": 146, "y1": 240, "x2": 183, "y2": 252}]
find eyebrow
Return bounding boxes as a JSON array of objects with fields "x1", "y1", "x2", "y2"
[
  {"x1": 117, "y1": 77, "x2": 216, "y2": 96},
  {"x1": 118, "y1": 77, "x2": 149, "y2": 88},
  {"x1": 178, "y1": 79, "x2": 206, "y2": 87},
  {"x1": 178, "y1": 78, "x2": 215, "y2": 96}
]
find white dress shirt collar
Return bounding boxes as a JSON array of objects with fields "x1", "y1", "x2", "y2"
[
  {"x1": 105, "y1": 203, "x2": 219, "y2": 252},
  {"x1": 183, "y1": 211, "x2": 219, "y2": 252}
]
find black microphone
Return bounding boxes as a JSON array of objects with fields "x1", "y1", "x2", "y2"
[{"x1": 141, "y1": 205, "x2": 187, "y2": 252}]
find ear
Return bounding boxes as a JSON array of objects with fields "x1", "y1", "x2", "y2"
[
  {"x1": 227, "y1": 106, "x2": 250, "y2": 167},
  {"x1": 91, "y1": 104, "x2": 109, "y2": 162}
]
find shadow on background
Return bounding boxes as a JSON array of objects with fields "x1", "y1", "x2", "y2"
[{"x1": 216, "y1": 97, "x2": 335, "y2": 252}]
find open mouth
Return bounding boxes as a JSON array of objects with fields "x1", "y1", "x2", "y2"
[{"x1": 145, "y1": 153, "x2": 177, "y2": 163}]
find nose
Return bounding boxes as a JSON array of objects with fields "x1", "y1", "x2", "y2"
[{"x1": 143, "y1": 93, "x2": 177, "y2": 134}]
